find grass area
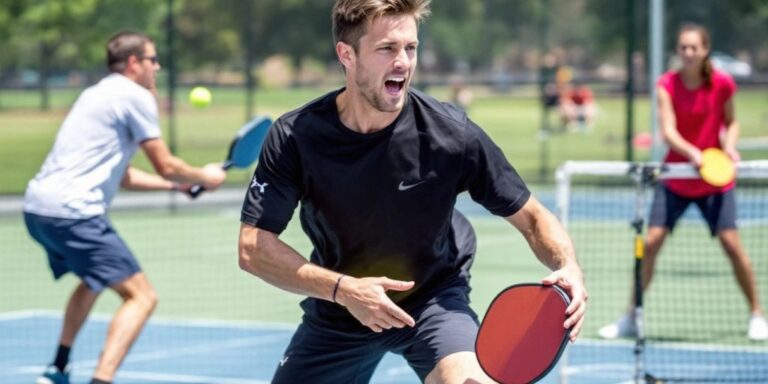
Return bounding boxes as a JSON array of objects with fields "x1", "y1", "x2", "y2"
[
  {"x1": 3, "y1": 197, "x2": 765, "y2": 346},
  {"x1": 0, "y1": 205, "x2": 546, "y2": 324},
  {"x1": 1, "y1": 86, "x2": 766, "y2": 194}
]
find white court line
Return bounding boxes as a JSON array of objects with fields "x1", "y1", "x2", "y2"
[
  {"x1": 740, "y1": 217, "x2": 768, "y2": 227},
  {"x1": 564, "y1": 362, "x2": 766, "y2": 384},
  {"x1": 5, "y1": 334, "x2": 287, "y2": 381},
  {"x1": 562, "y1": 363, "x2": 633, "y2": 379},
  {"x1": 107, "y1": 370, "x2": 270, "y2": 384},
  {"x1": 0, "y1": 309, "x2": 297, "y2": 330},
  {"x1": 1, "y1": 310, "x2": 291, "y2": 382},
  {"x1": 575, "y1": 337, "x2": 768, "y2": 354},
  {"x1": 4, "y1": 311, "x2": 766, "y2": 353},
  {"x1": 9, "y1": 365, "x2": 268, "y2": 384},
  {"x1": 5, "y1": 334, "x2": 287, "y2": 369},
  {"x1": 385, "y1": 364, "x2": 416, "y2": 377},
  {"x1": 0, "y1": 309, "x2": 55, "y2": 321}
]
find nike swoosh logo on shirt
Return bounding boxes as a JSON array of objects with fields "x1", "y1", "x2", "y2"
[{"x1": 398, "y1": 180, "x2": 427, "y2": 191}]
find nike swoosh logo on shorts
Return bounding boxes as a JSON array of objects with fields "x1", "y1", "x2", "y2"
[{"x1": 398, "y1": 180, "x2": 427, "y2": 191}]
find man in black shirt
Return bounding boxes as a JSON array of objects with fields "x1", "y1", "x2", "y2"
[{"x1": 239, "y1": 0, "x2": 587, "y2": 382}]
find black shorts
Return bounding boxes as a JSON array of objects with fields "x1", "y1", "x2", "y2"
[
  {"x1": 24, "y1": 212, "x2": 141, "y2": 292},
  {"x1": 271, "y1": 285, "x2": 479, "y2": 383},
  {"x1": 543, "y1": 93, "x2": 559, "y2": 108},
  {"x1": 648, "y1": 184, "x2": 737, "y2": 237}
]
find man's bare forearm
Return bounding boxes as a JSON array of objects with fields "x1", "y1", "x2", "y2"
[
  {"x1": 506, "y1": 197, "x2": 577, "y2": 271},
  {"x1": 238, "y1": 224, "x2": 342, "y2": 301}
]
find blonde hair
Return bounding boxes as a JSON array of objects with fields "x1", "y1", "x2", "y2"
[
  {"x1": 332, "y1": 0, "x2": 431, "y2": 51},
  {"x1": 678, "y1": 23, "x2": 713, "y2": 87}
]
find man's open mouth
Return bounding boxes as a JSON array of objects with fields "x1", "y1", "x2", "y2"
[{"x1": 385, "y1": 76, "x2": 406, "y2": 95}]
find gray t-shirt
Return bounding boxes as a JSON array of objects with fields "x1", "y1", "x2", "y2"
[{"x1": 24, "y1": 73, "x2": 161, "y2": 219}]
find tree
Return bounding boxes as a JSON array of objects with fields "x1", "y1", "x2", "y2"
[
  {"x1": 172, "y1": 0, "x2": 240, "y2": 74},
  {"x1": 427, "y1": 0, "x2": 540, "y2": 73},
  {"x1": 250, "y1": 0, "x2": 335, "y2": 84},
  {"x1": 4, "y1": 0, "x2": 161, "y2": 109},
  {"x1": 588, "y1": 0, "x2": 768, "y2": 71}
]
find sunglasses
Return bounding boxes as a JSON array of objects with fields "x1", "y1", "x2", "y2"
[{"x1": 141, "y1": 55, "x2": 159, "y2": 64}]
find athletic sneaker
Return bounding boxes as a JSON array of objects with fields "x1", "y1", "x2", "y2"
[
  {"x1": 597, "y1": 313, "x2": 637, "y2": 339},
  {"x1": 748, "y1": 315, "x2": 768, "y2": 341},
  {"x1": 36, "y1": 365, "x2": 70, "y2": 384}
]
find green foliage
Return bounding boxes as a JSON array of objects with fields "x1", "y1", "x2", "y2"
[
  {"x1": 173, "y1": 0, "x2": 241, "y2": 71},
  {"x1": 589, "y1": 0, "x2": 768, "y2": 59},
  {"x1": 428, "y1": 0, "x2": 540, "y2": 71},
  {"x1": 2, "y1": 0, "x2": 768, "y2": 78},
  {"x1": 0, "y1": 0, "x2": 159, "y2": 70},
  {"x1": 255, "y1": 0, "x2": 335, "y2": 68},
  {"x1": 1, "y1": 86, "x2": 766, "y2": 194}
]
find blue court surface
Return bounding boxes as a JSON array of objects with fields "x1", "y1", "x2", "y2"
[
  {"x1": 4, "y1": 312, "x2": 765, "y2": 383},
  {"x1": 3, "y1": 311, "x2": 421, "y2": 384}
]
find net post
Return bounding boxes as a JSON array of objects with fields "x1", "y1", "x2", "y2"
[{"x1": 628, "y1": 163, "x2": 659, "y2": 383}]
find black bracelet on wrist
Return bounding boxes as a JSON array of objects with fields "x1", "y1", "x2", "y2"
[{"x1": 332, "y1": 275, "x2": 346, "y2": 303}]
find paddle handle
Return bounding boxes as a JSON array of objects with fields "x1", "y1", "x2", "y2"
[{"x1": 188, "y1": 161, "x2": 232, "y2": 199}]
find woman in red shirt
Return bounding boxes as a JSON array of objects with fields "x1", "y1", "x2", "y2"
[{"x1": 599, "y1": 23, "x2": 767, "y2": 341}]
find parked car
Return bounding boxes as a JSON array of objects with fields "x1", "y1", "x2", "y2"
[
  {"x1": 668, "y1": 51, "x2": 752, "y2": 79},
  {"x1": 710, "y1": 51, "x2": 752, "y2": 78}
]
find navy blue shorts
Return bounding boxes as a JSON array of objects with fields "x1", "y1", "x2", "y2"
[
  {"x1": 648, "y1": 185, "x2": 737, "y2": 237},
  {"x1": 24, "y1": 212, "x2": 141, "y2": 293},
  {"x1": 272, "y1": 285, "x2": 478, "y2": 383}
]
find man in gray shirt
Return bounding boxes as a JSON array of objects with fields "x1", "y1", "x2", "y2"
[{"x1": 24, "y1": 31, "x2": 226, "y2": 384}]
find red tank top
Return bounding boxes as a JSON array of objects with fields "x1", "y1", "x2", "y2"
[{"x1": 659, "y1": 70, "x2": 737, "y2": 197}]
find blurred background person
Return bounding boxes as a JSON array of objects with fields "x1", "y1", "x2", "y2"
[{"x1": 558, "y1": 81, "x2": 596, "y2": 132}]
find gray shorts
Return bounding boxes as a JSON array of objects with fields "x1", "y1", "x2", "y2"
[
  {"x1": 24, "y1": 212, "x2": 141, "y2": 292},
  {"x1": 648, "y1": 185, "x2": 737, "y2": 237},
  {"x1": 272, "y1": 285, "x2": 479, "y2": 383}
]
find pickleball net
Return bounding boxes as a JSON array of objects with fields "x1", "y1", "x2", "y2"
[{"x1": 555, "y1": 160, "x2": 768, "y2": 383}]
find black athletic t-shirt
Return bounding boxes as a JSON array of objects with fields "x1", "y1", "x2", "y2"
[{"x1": 241, "y1": 88, "x2": 530, "y2": 327}]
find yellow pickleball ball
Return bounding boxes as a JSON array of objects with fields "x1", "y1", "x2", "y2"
[{"x1": 189, "y1": 86, "x2": 212, "y2": 109}]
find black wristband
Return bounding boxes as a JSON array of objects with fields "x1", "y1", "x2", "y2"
[{"x1": 332, "y1": 275, "x2": 346, "y2": 303}]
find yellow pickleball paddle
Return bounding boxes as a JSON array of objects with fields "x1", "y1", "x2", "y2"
[{"x1": 699, "y1": 148, "x2": 735, "y2": 187}]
